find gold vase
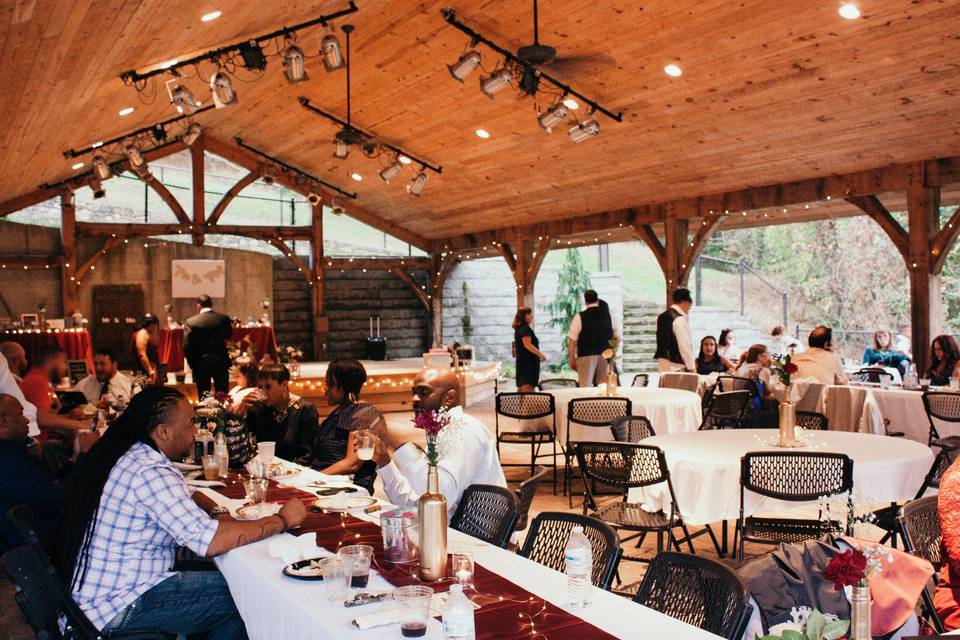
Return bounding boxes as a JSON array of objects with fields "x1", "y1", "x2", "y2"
[
  {"x1": 417, "y1": 466, "x2": 447, "y2": 581},
  {"x1": 778, "y1": 387, "x2": 796, "y2": 447},
  {"x1": 850, "y1": 583, "x2": 871, "y2": 640},
  {"x1": 605, "y1": 369, "x2": 617, "y2": 396}
]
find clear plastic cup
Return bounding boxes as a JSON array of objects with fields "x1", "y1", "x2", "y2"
[
  {"x1": 258, "y1": 441, "x2": 276, "y2": 468},
  {"x1": 321, "y1": 556, "x2": 353, "y2": 602},
  {"x1": 451, "y1": 552, "x2": 474, "y2": 588},
  {"x1": 244, "y1": 478, "x2": 268, "y2": 504},
  {"x1": 202, "y1": 455, "x2": 219, "y2": 481},
  {"x1": 355, "y1": 430, "x2": 376, "y2": 461},
  {"x1": 392, "y1": 585, "x2": 433, "y2": 637},
  {"x1": 338, "y1": 544, "x2": 374, "y2": 589}
]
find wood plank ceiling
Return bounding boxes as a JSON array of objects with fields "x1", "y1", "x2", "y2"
[{"x1": 1, "y1": 0, "x2": 959, "y2": 241}]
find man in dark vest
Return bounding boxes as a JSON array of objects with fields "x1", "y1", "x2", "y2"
[
  {"x1": 655, "y1": 288, "x2": 695, "y2": 373},
  {"x1": 184, "y1": 294, "x2": 233, "y2": 397},
  {"x1": 567, "y1": 290, "x2": 617, "y2": 387}
]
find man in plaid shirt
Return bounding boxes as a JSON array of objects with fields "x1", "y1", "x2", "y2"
[{"x1": 56, "y1": 386, "x2": 306, "y2": 639}]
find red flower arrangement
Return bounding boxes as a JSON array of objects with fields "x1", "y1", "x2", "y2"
[
  {"x1": 412, "y1": 409, "x2": 450, "y2": 466},
  {"x1": 773, "y1": 354, "x2": 799, "y2": 387},
  {"x1": 822, "y1": 549, "x2": 868, "y2": 590}
]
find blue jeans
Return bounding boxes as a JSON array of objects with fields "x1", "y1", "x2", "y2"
[{"x1": 102, "y1": 571, "x2": 247, "y2": 640}]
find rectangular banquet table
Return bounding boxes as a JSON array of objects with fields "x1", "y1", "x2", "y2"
[
  {"x1": 0, "y1": 328, "x2": 94, "y2": 369},
  {"x1": 199, "y1": 463, "x2": 721, "y2": 640},
  {"x1": 160, "y1": 325, "x2": 278, "y2": 372}
]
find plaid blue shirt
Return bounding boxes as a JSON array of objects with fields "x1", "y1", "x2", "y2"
[{"x1": 71, "y1": 442, "x2": 219, "y2": 630}]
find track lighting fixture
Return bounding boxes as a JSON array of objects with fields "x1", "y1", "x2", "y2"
[
  {"x1": 321, "y1": 32, "x2": 344, "y2": 71},
  {"x1": 124, "y1": 143, "x2": 150, "y2": 177},
  {"x1": 568, "y1": 119, "x2": 600, "y2": 144},
  {"x1": 379, "y1": 158, "x2": 403, "y2": 183},
  {"x1": 92, "y1": 156, "x2": 113, "y2": 181},
  {"x1": 233, "y1": 137, "x2": 357, "y2": 200},
  {"x1": 307, "y1": 192, "x2": 322, "y2": 205},
  {"x1": 167, "y1": 79, "x2": 201, "y2": 115},
  {"x1": 181, "y1": 123, "x2": 202, "y2": 147},
  {"x1": 480, "y1": 68, "x2": 512, "y2": 98},
  {"x1": 239, "y1": 40, "x2": 268, "y2": 71},
  {"x1": 330, "y1": 197, "x2": 346, "y2": 215},
  {"x1": 538, "y1": 99, "x2": 568, "y2": 132},
  {"x1": 210, "y1": 69, "x2": 237, "y2": 108},
  {"x1": 448, "y1": 50, "x2": 481, "y2": 82},
  {"x1": 90, "y1": 179, "x2": 106, "y2": 199},
  {"x1": 333, "y1": 135, "x2": 349, "y2": 159},
  {"x1": 407, "y1": 169, "x2": 428, "y2": 197},
  {"x1": 282, "y1": 39, "x2": 308, "y2": 83}
]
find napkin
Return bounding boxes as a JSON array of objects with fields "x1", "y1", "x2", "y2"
[
  {"x1": 268, "y1": 532, "x2": 318, "y2": 564},
  {"x1": 173, "y1": 461, "x2": 202, "y2": 471},
  {"x1": 351, "y1": 607, "x2": 404, "y2": 630},
  {"x1": 184, "y1": 479, "x2": 226, "y2": 488}
]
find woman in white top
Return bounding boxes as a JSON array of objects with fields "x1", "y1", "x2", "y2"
[
  {"x1": 718, "y1": 329, "x2": 739, "y2": 363},
  {"x1": 735, "y1": 344, "x2": 777, "y2": 409}
]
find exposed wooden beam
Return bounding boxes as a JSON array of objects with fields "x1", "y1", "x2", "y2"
[
  {"x1": 143, "y1": 173, "x2": 191, "y2": 227},
  {"x1": 389, "y1": 267, "x2": 430, "y2": 311},
  {"x1": 634, "y1": 224, "x2": 666, "y2": 273},
  {"x1": 190, "y1": 136, "x2": 205, "y2": 246},
  {"x1": 932, "y1": 205, "x2": 960, "y2": 275},
  {"x1": 0, "y1": 189, "x2": 58, "y2": 219},
  {"x1": 60, "y1": 191, "x2": 78, "y2": 315},
  {"x1": 75, "y1": 222, "x2": 314, "y2": 241},
  {"x1": 310, "y1": 203, "x2": 326, "y2": 361},
  {"x1": 679, "y1": 214, "x2": 727, "y2": 284},
  {"x1": 77, "y1": 236, "x2": 124, "y2": 281},
  {"x1": 496, "y1": 242, "x2": 518, "y2": 273},
  {"x1": 428, "y1": 251, "x2": 458, "y2": 348},
  {"x1": 322, "y1": 257, "x2": 432, "y2": 271},
  {"x1": 0, "y1": 256, "x2": 60, "y2": 269},
  {"x1": 906, "y1": 163, "x2": 942, "y2": 375},
  {"x1": 267, "y1": 237, "x2": 314, "y2": 286},
  {"x1": 207, "y1": 170, "x2": 260, "y2": 226},
  {"x1": 526, "y1": 236, "x2": 553, "y2": 286},
  {"x1": 844, "y1": 195, "x2": 910, "y2": 263}
]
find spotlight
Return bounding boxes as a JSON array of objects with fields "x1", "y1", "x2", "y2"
[
  {"x1": 321, "y1": 33, "x2": 344, "y2": 71},
  {"x1": 167, "y1": 80, "x2": 201, "y2": 114},
  {"x1": 307, "y1": 192, "x2": 322, "y2": 206},
  {"x1": 448, "y1": 50, "x2": 481, "y2": 82},
  {"x1": 568, "y1": 119, "x2": 600, "y2": 143},
  {"x1": 480, "y1": 68, "x2": 512, "y2": 98},
  {"x1": 210, "y1": 69, "x2": 237, "y2": 108},
  {"x1": 538, "y1": 100, "x2": 569, "y2": 132},
  {"x1": 333, "y1": 136, "x2": 349, "y2": 159},
  {"x1": 92, "y1": 155, "x2": 112, "y2": 180},
  {"x1": 90, "y1": 178, "x2": 106, "y2": 199},
  {"x1": 239, "y1": 40, "x2": 267, "y2": 71},
  {"x1": 150, "y1": 125, "x2": 167, "y2": 143},
  {"x1": 181, "y1": 122, "x2": 202, "y2": 146},
  {"x1": 281, "y1": 39, "x2": 308, "y2": 83},
  {"x1": 407, "y1": 169, "x2": 428, "y2": 197},
  {"x1": 262, "y1": 167, "x2": 275, "y2": 185},
  {"x1": 330, "y1": 197, "x2": 346, "y2": 215},
  {"x1": 379, "y1": 158, "x2": 403, "y2": 183},
  {"x1": 124, "y1": 143, "x2": 150, "y2": 176}
]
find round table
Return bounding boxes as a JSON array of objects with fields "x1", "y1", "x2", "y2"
[{"x1": 630, "y1": 429, "x2": 934, "y2": 526}]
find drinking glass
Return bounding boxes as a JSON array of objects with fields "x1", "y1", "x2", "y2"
[
  {"x1": 202, "y1": 455, "x2": 219, "y2": 481},
  {"x1": 338, "y1": 544, "x2": 374, "y2": 589},
  {"x1": 244, "y1": 478, "x2": 268, "y2": 504},
  {"x1": 355, "y1": 430, "x2": 376, "y2": 461},
  {"x1": 392, "y1": 585, "x2": 433, "y2": 638},
  {"x1": 920, "y1": 377, "x2": 932, "y2": 390},
  {"x1": 258, "y1": 441, "x2": 276, "y2": 468},
  {"x1": 320, "y1": 556, "x2": 353, "y2": 601},
  {"x1": 951, "y1": 377, "x2": 960, "y2": 391},
  {"x1": 451, "y1": 552, "x2": 474, "y2": 588}
]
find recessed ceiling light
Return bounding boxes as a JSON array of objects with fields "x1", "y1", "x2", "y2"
[
  {"x1": 71, "y1": 162, "x2": 84, "y2": 170},
  {"x1": 562, "y1": 98, "x2": 579, "y2": 110},
  {"x1": 398, "y1": 155, "x2": 412, "y2": 165},
  {"x1": 91, "y1": 141, "x2": 104, "y2": 148},
  {"x1": 118, "y1": 107, "x2": 135, "y2": 116},
  {"x1": 475, "y1": 129, "x2": 490, "y2": 139},
  {"x1": 838, "y1": 2, "x2": 860, "y2": 19},
  {"x1": 664, "y1": 64, "x2": 682, "y2": 78},
  {"x1": 351, "y1": 172, "x2": 363, "y2": 182},
  {"x1": 200, "y1": 10, "x2": 222, "y2": 22}
]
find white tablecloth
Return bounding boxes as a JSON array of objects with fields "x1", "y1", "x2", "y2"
[
  {"x1": 824, "y1": 386, "x2": 960, "y2": 443},
  {"x1": 631, "y1": 429, "x2": 933, "y2": 525},
  {"x1": 203, "y1": 465, "x2": 721, "y2": 640}
]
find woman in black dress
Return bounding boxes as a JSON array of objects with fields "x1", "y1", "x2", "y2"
[
  {"x1": 245, "y1": 363, "x2": 319, "y2": 465},
  {"x1": 131, "y1": 313, "x2": 162, "y2": 385},
  {"x1": 696, "y1": 335, "x2": 735, "y2": 375},
  {"x1": 927, "y1": 334, "x2": 960, "y2": 386},
  {"x1": 513, "y1": 307, "x2": 546, "y2": 392}
]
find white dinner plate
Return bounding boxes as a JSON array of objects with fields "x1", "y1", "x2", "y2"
[{"x1": 314, "y1": 496, "x2": 377, "y2": 513}]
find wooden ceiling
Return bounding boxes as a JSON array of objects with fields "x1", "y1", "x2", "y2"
[{"x1": 2, "y1": 0, "x2": 959, "y2": 241}]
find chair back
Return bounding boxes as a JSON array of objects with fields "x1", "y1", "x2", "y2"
[
  {"x1": 574, "y1": 442, "x2": 669, "y2": 490},
  {"x1": 450, "y1": 485, "x2": 518, "y2": 549},
  {"x1": 923, "y1": 392, "x2": 960, "y2": 443},
  {"x1": 631, "y1": 374, "x2": 649, "y2": 388},
  {"x1": 659, "y1": 372, "x2": 700, "y2": 393},
  {"x1": 514, "y1": 466, "x2": 550, "y2": 532},
  {"x1": 700, "y1": 390, "x2": 752, "y2": 430},
  {"x1": 520, "y1": 512, "x2": 621, "y2": 590},
  {"x1": 851, "y1": 368, "x2": 894, "y2": 383},
  {"x1": 568, "y1": 397, "x2": 632, "y2": 430},
  {"x1": 538, "y1": 378, "x2": 577, "y2": 391},
  {"x1": 495, "y1": 392, "x2": 555, "y2": 420},
  {"x1": 899, "y1": 495, "x2": 942, "y2": 571},
  {"x1": 717, "y1": 375, "x2": 758, "y2": 395},
  {"x1": 740, "y1": 452, "x2": 853, "y2": 502},
  {"x1": 1, "y1": 545, "x2": 61, "y2": 639},
  {"x1": 610, "y1": 415, "x2": 655, "y2": 442},
  {"x1": 924, "y1": 437, "x2": 960, "y2": 493},
  {"x1": 795, "y1": 411, "x2": 828, "y2": 431},
  {"x1": 633, "y1": 551, "x2": 752, "y2": 640}
]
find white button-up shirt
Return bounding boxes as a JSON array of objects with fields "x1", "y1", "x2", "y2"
[
  {"x1": 74, "y1": 371, "x2": 138, "y2": 406},
  {"x1": 378, "y1": 406, "x2": 506, "y2": 518},
  {"x1": 0, "y1": 352, "x2": 39, "y2": 437}
]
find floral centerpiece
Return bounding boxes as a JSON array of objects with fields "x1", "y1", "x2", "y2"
[
  {"x1": 601, "y1": 338, "x2": 620, "y2": 396},
  {"x1": 772, "y1": 353, "x2": 799, "y2": 388},
  {"x1": 822, "y1": 547, "x2": 893, "y2": 640},
  {"x1": 412, "y1": 409, "x2": 451, "y2": 581},
  {"x1": 772, "y1": 353, "x2": 800, "y2": 446},
  {"x1": 757, "y1": 608, "x2": 849, "y2": 640}
]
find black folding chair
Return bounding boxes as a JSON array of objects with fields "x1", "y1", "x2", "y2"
[
  {"x1": 631, "y1": 374, "x2": 649, "y2": 388},
  {"x1": 538, "y1": 378, "x2": 577, "y2": 390},
  {"x1": 898, "y1": 496, "x2": 944, "y2": 633},
  {"x1": 633, "y1": 551, "x2": 752, "y2": 640},
  {"x1": 514, "y1": 466, "x2": 550, "y2": 533},
  {"x1": 519, "y1": 512, "x2": 622, "y2": 590},
  {"x1": 716, "y1": 375, "x2": 758, "y2": 395},
  {"x1": 450, "y1": 484, "x2": 518, "y2": 549},
  {"x1": 495, "y1": 392, "x2": 558, "y2": 493},
  {"x1": 923, "y1": 391, "x2": 960, "y2": 445},
  {"x1": 736, "y1": 451, "x2": 854, "y2": 560},
  {"x1": 851, "y1": 368, "x2": 894, "y2": 384},
  {"x1": 795, "y1": 411, "x2": 828, "y2": 431},
  {"x1": 610, "y1": 415, "x2": 655, "y2": 442},
  {"x1": 564, "y1": 397, "x2": 632, "y2": 505},
  {"x1": 699, "y1": 390, "x2": 752, "y2": 430}
]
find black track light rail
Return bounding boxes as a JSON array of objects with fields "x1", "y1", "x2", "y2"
[
  {"x1": 440, "y1": 8, "x2": 623, "y2": 123},
  {"x1": 62, "y1": 106, "x2": 215, "y2": 159},
  {"x1": 118, "y1": 2, "x2": 359, "y2": 84},
  {"x1": 298, "y1": 97, "x2": 443, "y2": 174},
  {"x1": 233, "y1": 137, "x2": 357, "y2": 200},
  {"x1": 41, "y1": 141, "x2": 181, "y2": 191}
]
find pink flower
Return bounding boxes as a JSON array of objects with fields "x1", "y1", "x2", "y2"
[{"x1": 412, "y1": 410, "x2": 449, "y2": 437}]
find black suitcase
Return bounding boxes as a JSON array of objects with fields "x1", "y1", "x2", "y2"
[{"x1": 365, "y1": 315, "x2": 387, "y2": 361}]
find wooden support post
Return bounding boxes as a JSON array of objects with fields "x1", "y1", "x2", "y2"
[
  {"x1": 428, "y1": 251, "x2": 457, "y2": 348},
  {"x1": 60, "y1": 191, "x2": 78, "y2": 316},
  {"x1": 310, "y1": 203, "x2": 327, "y2": 361},
  {"x1": 190, "y1": 138, "x2": 205, "y2": 246},
  {"x1": 498, "y1": 237, "x2": 551, "y2": 310},
  {"x1": 906, "y1": 164, "x2": 942, "y2": 375},
  {"x1": 662, "y1": 216, "x2": 689, "y2": 304}
]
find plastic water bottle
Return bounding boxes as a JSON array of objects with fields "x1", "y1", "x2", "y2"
[
  {"x1": 903, "y1": 364, "x2": 918, "y2": 390},
  {"x1": 565, "y1": 525, "x2": 593, "y2": 609},
  {"x1": 214, "y1": 432, "x2": 229, "y2": 478},
  {"x1": 442, "y1": 583, "x2": 475, "y2": 640}
]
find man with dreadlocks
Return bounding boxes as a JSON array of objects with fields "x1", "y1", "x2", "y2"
[{"x1": 56, "y1": 386, "x2": 306, "y2": 639}]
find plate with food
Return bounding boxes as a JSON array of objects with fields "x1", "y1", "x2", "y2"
[
  {"x1": 268, "y1": 464, "x2": 301, "y2": 480},
  {"x1": 235, "y1": 502, "x2": 282, "y2": 520},
  {"x1": 314, "y1": 495, "x2": 377, "y2": 513},
  {"x1": 282, "y1": 557, "x2": 327, "y2": 581}
]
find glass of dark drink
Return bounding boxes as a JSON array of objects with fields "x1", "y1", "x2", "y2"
[
  {"x1": 338, "y1": 544, "x2": 374, "y2": 589},
  {"x1": 392, "y1": 585, "x2": 433, "y2": 637}
]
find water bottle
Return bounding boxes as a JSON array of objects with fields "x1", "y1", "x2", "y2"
[
  {"x1": 564, "y1": 525, "x2": 593, "y2": 609},
  {"x1": 903, "y1": 364, "x2": 918, "y2": 390},
  {"x1": 442, "y1": 583, "x2": 475, "y2": 640},
  {"x1": 214, "y1": 432, "x2": 229, "y2": 478}
]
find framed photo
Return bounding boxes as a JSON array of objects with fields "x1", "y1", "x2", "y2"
[{"x1": 19, "y1": 313, "x2": 39, "y2": 327}]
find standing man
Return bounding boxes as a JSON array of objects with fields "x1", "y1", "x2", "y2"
[
  {"x1": 655, "y1": 288, "x2": 696, "y2": 373},
  {"x1": 74, "y1": 347, "x2": 138, "y2": 407},
  {"x1": 567, "y1": 290, "x2": 617, "y2": 387},
  {"x1": 184, "y1": 294, "x2": 233, "y2": 398}
]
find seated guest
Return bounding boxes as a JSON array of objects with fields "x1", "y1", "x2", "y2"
[
  {"x1": 894, "y1": 323, "x2": 913, "y2": 360},
  {"x1": 791, "y1": 326, "x2": 849, "y2": 385},
  {"x1": 0, "y1": 342, "x2": 39, "y2": 439},
  {"x1": 935, "y1": 456, "x2": 960, "y2": 629},
  {"x1": 769, "y1": 325, "x2": 800, "y2": 358},
  {"x1": 717, "y1": 328, "x2": 739, "y2": 363},
  {"x1": 55, "y1": 386, "x2": 305, "y2": 638},
  {"x1": 863, "y1": 329, "x2": 911, "y2": 377},
  {"x1": 245, "y1": 363, "x2": 319, "y2": 465},
  {"x1": 19, "y1": 345, "x2": 90, "y2": 444},
  {"x1": 311, "y1": 359, "x2": 384, "y2": 494},
  {"x1": 226, "y1": 356, "x2": 259, "y2": 416},
  {"x1": 74, "y1": 347, "x2": 138, "y2": 407},
  {"x1": 696, "y1": 335, "x2": 734, "y2": 375},
  {"x1": 370, "y1": 367, "x2": 506, "y2": 517},
  {"x1": 0, "y1": 341, "x2": 28, "y2": 380},
  {"x1": 928, "y1": 334, "x2": 960, "y2": 386},
  {"x1": 736, "y1": 344, "x2": 778, "y2": 410}
]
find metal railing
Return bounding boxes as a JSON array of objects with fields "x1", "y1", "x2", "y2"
[{"x1": 694, "y1": 255, "x2": 789, "y2": 327}]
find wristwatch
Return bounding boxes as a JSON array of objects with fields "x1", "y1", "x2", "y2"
[{"x1": 210, "y1": 506, "x2": 229, "y2": 516}]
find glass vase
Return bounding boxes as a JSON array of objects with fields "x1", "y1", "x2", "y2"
[
  {"x1": 418, "y1": 466, "x2": 447, "y2": 581},
  {"x1": 850, "y1": 583, "x2": 871, "y2": 640}
]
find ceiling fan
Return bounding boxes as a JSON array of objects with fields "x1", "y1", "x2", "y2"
[{"x1": 515, "y1": 0, "x2": 614, "y2": 74}]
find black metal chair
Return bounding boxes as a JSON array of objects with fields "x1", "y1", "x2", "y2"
[
  {"x1": 564, "y1": 397, "x2": 632, "y2": 505},
  {"x1": 610, "y1": 415, "x2": 655, "y2": 442},
  {"x1": 495, "y1": 392, "x2": 558, "y2": 493},
  {"x1": 699, "y1": 390, "x2": 752, "y2": 430},
  {"x1": 514, "y1": 466, "x2": 550, "y2": 533},
  {"x1": 716, "y1": 375, "x2": 758, "y2": 395},
  {"x1": 795, "y1": 410, "x2": 828, "y2": 431},
  {"x1": 851, "y1": 367, "x2": 894, "y2": 384},
  {"x1": 538, "y1": 378, "x2": 577, "y2": 391},
  {"x1": 574, "y1": 442, "x2": 720, "y2": 562},
  {"x1": 923, "y1": 391, "x2": 960, "y2": 445},
  {"x1": 633, "y1": 551, "x2": 753, "y2": 640},
  {"x1": 450, "y1": 484, "x2": 519, "y2": 549},
  {"x1": 631, "y1": 374, "x2": 649, "y2": 388},
  {"x1": 898, "y1": 496, "x2": 944, "y2": 633},
  {"x1": 736, "y1": 451, "x2": 854, "y2": 560},
  {"x1": 519, "y1": 512, "x2": 622, "y2": 590}
]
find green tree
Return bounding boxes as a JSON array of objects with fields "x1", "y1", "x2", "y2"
[
  {"x1": 542, "y1": 249, "x2": 593, "y2": 370},
  {"x1": 460, "y1": 281, "x2": 473, "y2": 342}
]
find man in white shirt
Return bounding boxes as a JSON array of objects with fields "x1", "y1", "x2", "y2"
[
  {"x1": 567, "y1": 290, "x2": 621, "y2": 387},
  {"x1": 371, "y1": 367, "x2": 506, "y2": 517},
  {"x1": 0, "y1": 342, "x2": 39, "y2": 438},
  {"x1": 74, "y1": 347, "x2": 137, "y2": 407},
  {"x1": 791, "y1": 326, "x2": 849, "y2": 385},
  {"x1": 654, "y1": 288, "x2": 696, "y2": 373}
]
